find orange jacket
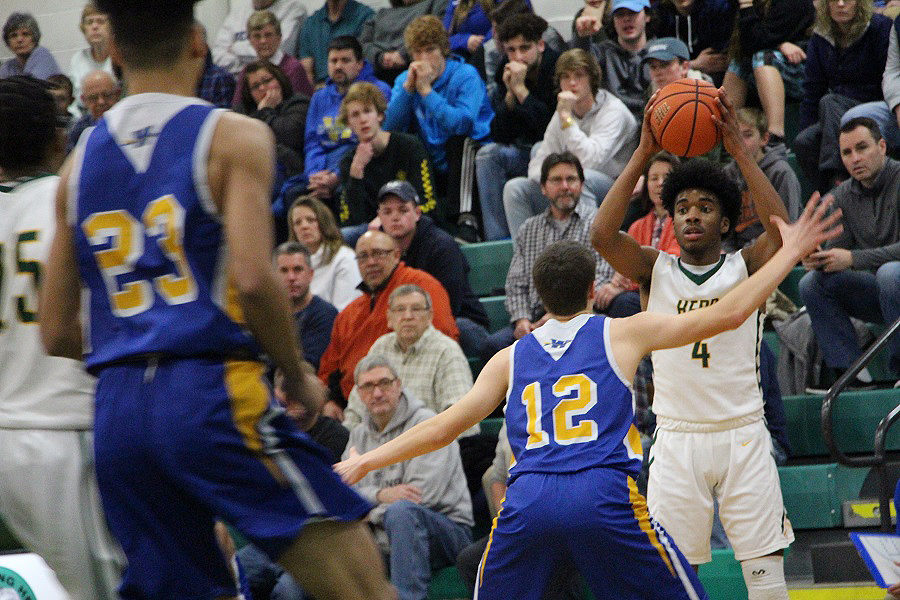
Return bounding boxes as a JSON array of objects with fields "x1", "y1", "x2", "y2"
[{"x1": 318, "y1": 262, "x2": 459, "y2": 400}]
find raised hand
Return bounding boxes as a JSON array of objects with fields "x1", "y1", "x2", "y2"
[
  {"x1": 714, "y1": 88, "x2": 744, "y2": 159},
  {"x1": 774, "y1": 192, "x2": 843, "y2": 264}
]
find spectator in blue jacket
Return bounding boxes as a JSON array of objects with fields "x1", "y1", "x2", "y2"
[
  {"x1": 793, "y1": 0, "x2": 890, "y2": 192},
  {"x1": 651, "y1": 0, "x2": 736, "y2": 84},
  {"x1": 443, "y1": 0, "x2": 531, "y2": 58},
  {"x1": 303, "y1": 36, "x2": 391, "y2": 208},
  {"x1": 384, "y1": 15, "x2": 493, "y2": 231}
]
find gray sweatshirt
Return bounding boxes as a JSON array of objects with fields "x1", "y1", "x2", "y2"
[
  {"x1": 828, "y1": 157, "x2": 900, "y2": 271},
  {"x1": 345, "y1": 391, "x2": 473, "y2": 529}
]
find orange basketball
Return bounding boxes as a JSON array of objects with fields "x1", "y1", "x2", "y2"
[{"x1": 650, "y1": 78, "x2": 722, "y2": 157}]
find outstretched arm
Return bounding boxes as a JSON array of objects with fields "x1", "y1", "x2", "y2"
[
  {"x1": 715, "y1": 90, "x2": 790, "y2": 274},
  {"x1": 609, "y1": 195, "x2": 844, "y2": 379},
  {"x1": 335, "y1": 347, "x2": 511, "y2": 484},
  {"x1": 590, "y1": 95, "x2": 661, "y2": 284}
]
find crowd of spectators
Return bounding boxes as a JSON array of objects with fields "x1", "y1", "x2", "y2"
[{"x1": 4, "y1": 0, "x2": 899, "y2": 596}]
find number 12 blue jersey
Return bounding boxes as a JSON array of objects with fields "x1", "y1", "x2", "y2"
[{"x1": 506, "y1": 314, "x2": 642, "y2": 479}]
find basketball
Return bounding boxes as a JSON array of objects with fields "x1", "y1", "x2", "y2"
[{"x1": 650, "y1": 78, "x2": 721, "y2": 157}]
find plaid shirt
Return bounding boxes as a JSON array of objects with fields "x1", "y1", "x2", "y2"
[
  {"x1": 342, "y1": 326, "x2": 479, "y2": 437},
  {"x1": 197, "y1": 52, "x2": 236, "y2": 109},
  {"x1": 505, "y1": 209, "x2": 614, "y2": 323}
]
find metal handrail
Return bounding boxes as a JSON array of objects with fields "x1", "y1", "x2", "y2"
[{"x1": 821, "y1": 315, "x2": 900, "y2": 531}]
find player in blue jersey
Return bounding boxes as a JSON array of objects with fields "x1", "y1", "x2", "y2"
[
  {"x1": 337, "y1": 197, "x2": 842, "y2": 599},
  {"x1": 38, "y1": 1, "x2": 395, "y2": 599}
]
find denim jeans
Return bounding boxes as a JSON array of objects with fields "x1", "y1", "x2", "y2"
[
  {"x1": 793, "y1": 93, "x2": 861, "y2": 190},
  {"x1": 842, "y1": 101, "x2": 900, "y2": 151},
  {"x1": 383, "y1": 500, "x2": 473, "y2": 600},
  {"x1": 475, "y1": 143, "x2": 530, "y2": 240},
  {"x1": 798, "y1": 262, "x2": 900, "y2": 372},
  {"x1": 502, "y1": 169, "x2": 615, "y2": 238},
  {"x1": 457, "y1": 316, "x2": 490, "y2": 358}
]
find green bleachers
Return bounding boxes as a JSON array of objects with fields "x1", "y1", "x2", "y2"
[
  {"x1": 461, "y1": 240, "x2": 513, "y2": 297},
  {"x1": 784, "y1": 389, "x2": 900, "y2": 457},
  {"x1": 779, "y1": 463, "x2": 870, "y2": 529},
  {"x1": 480, "y1": 296, "x2": 510, "y2": 333},
  {"x1": 778, "y1": 266, "x2": 806, "y2": 308},
  {"x1": 784, "y1": 102, "x2": 801, "y2": 145}
]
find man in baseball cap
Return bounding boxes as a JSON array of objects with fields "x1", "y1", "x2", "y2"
[
  {"x1": 376, "y1": 180, "x2": 491, "y2": 357},
  {"x1": 642, "y1": 37, "x2": 691, "y2": 91},
  {"x1": 592, "y1": 0, "x2": 653, "y2": 119}
]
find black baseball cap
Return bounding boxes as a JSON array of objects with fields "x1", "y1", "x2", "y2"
[{"x1": 377, "y1": 180, "x2": 421, "y2": 205}]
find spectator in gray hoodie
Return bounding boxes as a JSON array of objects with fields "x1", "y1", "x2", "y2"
[
  {"x1": 345, "y1": 355, "x2": 473, "y2": 600},
  {"x1": 724, "y1": 107, "x2": 802, "y2": 251},
  {"x1": 588, "y1": 0, "x2": 653, "y2": 120}
]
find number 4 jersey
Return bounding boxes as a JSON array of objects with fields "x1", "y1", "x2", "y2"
[
  {"x1": 647, "y1": 251, "x2": 764, "y2": 426},
  {"x1": 0, "y1": 175, "x2": 94, "y2": 429},
  {"x1": 506, "y1": 314, "x2": 643, "y2": 480},
  {"x1": 70, "y1": 94, "x2": 261, "y2": 370}
]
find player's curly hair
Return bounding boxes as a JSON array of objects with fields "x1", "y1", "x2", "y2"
[
  {"x1": 0, "y1": 76, "x2": 57, "y2": 173},
  {"x1": 661, "y1": 158, "x2": 741, "y2": 238}
]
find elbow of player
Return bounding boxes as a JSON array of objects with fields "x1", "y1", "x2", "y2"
[{"x1": 721, "y1": 307, "x2": 749, "y2": 333}]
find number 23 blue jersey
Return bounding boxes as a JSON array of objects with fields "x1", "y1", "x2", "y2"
[
  {"x1": 71, "y1": 94, "x2": 261, "y2": 370},
  {"x1": 506, "y1": 314, "x2": 642, "y2": 479}
]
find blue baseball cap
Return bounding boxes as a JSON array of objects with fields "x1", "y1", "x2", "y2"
[
  {"x1": 642, "y1": 37, "x2": 690, "y2": 62},
  {"x1": 611, "y1": 0, "x2": 650, "y2": 13}
]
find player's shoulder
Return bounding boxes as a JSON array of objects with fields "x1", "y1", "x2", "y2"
[{"x1": 211, "y1": 111, "x2": 275, "y2": 155}]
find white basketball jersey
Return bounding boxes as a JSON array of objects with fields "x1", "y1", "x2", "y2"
[
  {"x1": 0, "y1": 176, "x2": 94, "y2": 429},
  {"x1": 647, "y1": 251, "x2": 763, "y2": 426}
]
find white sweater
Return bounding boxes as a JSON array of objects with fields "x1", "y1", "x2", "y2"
[
  {"x1": 309, "y1": 244, "x2": 362, "y2": 311},
  {"x1": 528, "y1": 89, "x2": 638, "y2": 182}
]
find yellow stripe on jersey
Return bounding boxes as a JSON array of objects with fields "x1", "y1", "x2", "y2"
[
  {"x1": 624, "y1": 423, "x2": 643, "y2": 460},
  {"x1": 628, "y1": 475, "x2": 675, "y2": 576},
  {"x1": 224, "y1": 359, "x2": 283, "y2": 482},
  {"x1": 223, "y1": 278, "x2": 246, "y2": 325},
  {"x1": 478, "y1": 493, "x2": 506, "y2": 588}
]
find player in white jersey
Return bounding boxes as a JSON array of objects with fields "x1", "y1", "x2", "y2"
[
  {"x1": 592, "y1": 90, "x2": 797, "y2": 600},
  {"x1": 0, "y1": 76, "x2": 122, "y2": 599}
]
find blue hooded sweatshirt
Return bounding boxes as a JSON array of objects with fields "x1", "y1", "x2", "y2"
[
  {"x1": 303, "y1": 61, "x2": 391, "y2": 179},
  {"x1": 383, "y1": 54, "x2": 493, "y2": 173}
]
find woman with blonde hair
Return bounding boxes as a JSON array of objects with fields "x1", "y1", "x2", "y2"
[
  {"x1": 288, "y1": 195, "x2": 362, "y2": 310},
  {"x1": 793, "y1": 0, "x2": 891, "y2": 192}
]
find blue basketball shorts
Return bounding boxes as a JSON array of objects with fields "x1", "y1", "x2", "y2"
[
  {"x1": 92, "y1": 357, "x2": 371, "y2": 599},
  {"x1": 475, "y1": 467, "x2": 708, "y2": 600}
]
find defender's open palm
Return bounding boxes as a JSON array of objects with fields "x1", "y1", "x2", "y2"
[{"x1": 773, "y1": 192, "x2": 843, "y2": 262}]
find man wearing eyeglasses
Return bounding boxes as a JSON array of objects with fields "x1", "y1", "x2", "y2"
[
  {"x1": 344, "y1": 354, "x2": 473, "y2": 600},
  {"x1": 341, "y1": 284, "x2": 477, "y2": 437},
  {"x1": 67, "y1": 69, "x2": 120, "y2": 151},
  {"x1": 480, "y1": 151, "x2": 623, "y2": 363},
  {"x1": 318, "y1": 230, "x2": 458, "y2": 417}
]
